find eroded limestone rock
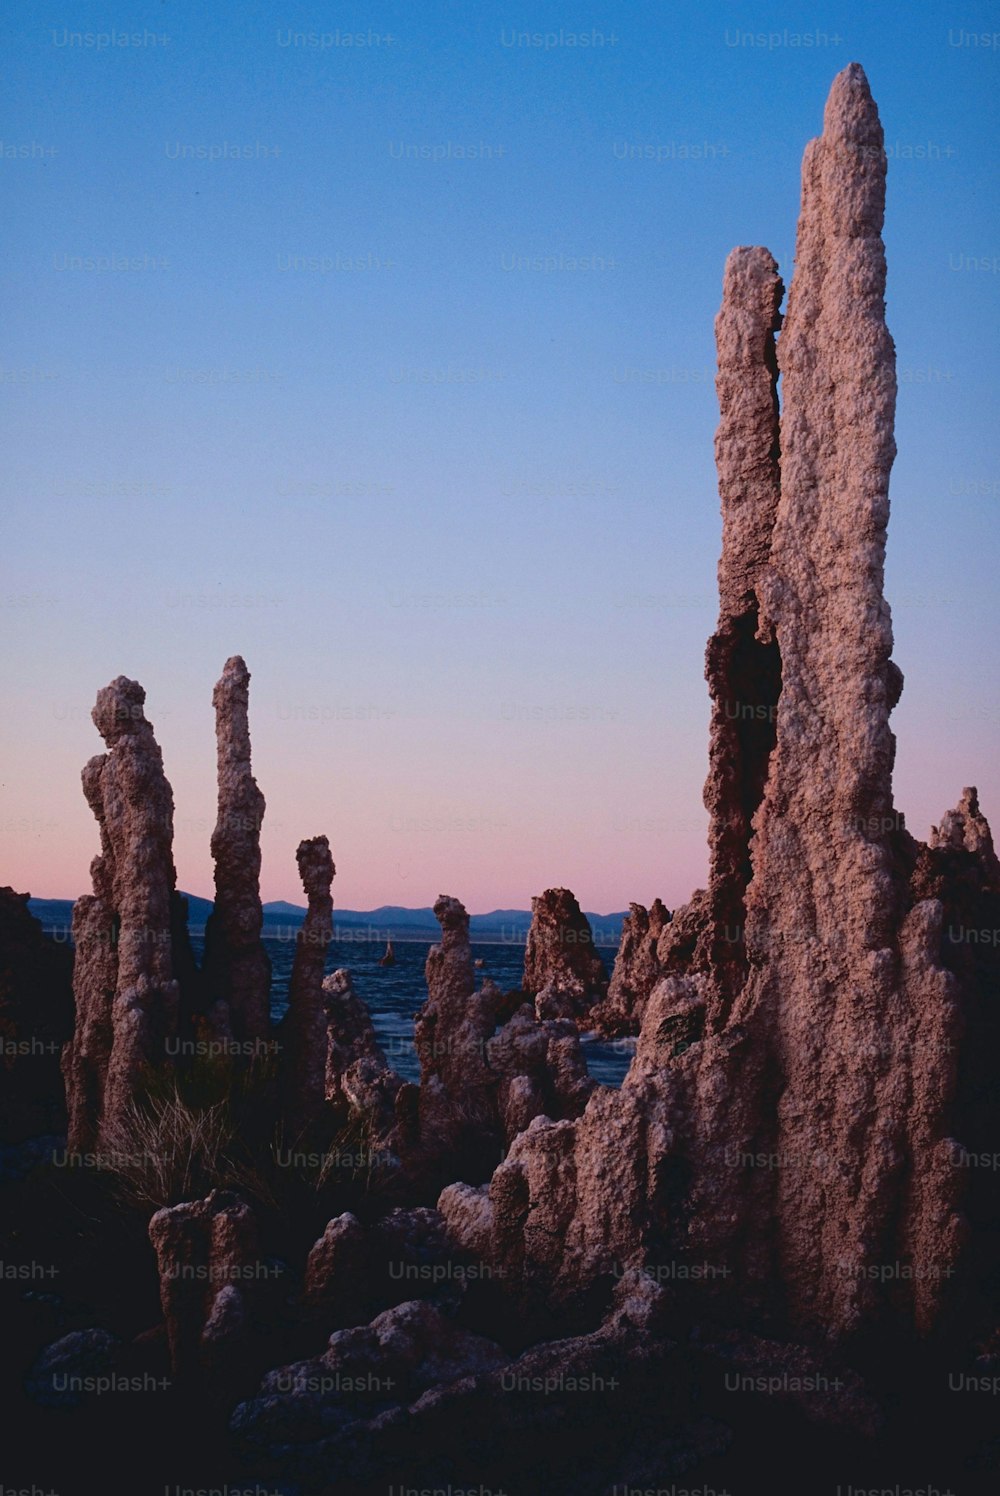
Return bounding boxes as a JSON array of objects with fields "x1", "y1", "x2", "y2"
[
  {"x1": 279, "y1": 837, "x2": 335, "y2": 1138},
  {"x1": 589, "y1": 899, "x2": 671, "y2": 1035},
  {"x1": 62, "y1": 678, "x2": 183, "y2": 1150},
  {"x1": 521, "y1": 888, "x2": 608, "y2": 1020},
  {"x1": 681, "y1": 60, "x2": 938, "y2": 1336},
  {"x1": 232, "y1": 1298, "x2": 509, "y2": 1462},
  {"x1": 304, "y1": 1211, "x2": 369, "y2": 1318},
  {"x1": 304, "y1": 1207, "x2": 454, "y2": 1323},
  {"x1": 485, "y1": 1006, "x2": 595, "y2": 1139},
  {"x1": 322, "y1": 967, "x2": 405, "y2": 1147},
  {"x1": 148, "y1": 1188, "x2": 259, "y2": 1380},
  {"x1": 697, "y1": 243, "x2": 784, "y2": 1021},
  {"x1": 415, "y1": 895, "x2": 596, "y2": 1163},
  {"x1": 415, "y1": 896, "x2": 505, "y2": 1159},
  {"x1": 438, "y1": 65, "x2": 1000, "y2": 1345},
  {"x1": 202, "y1": 656, "x2": 271, "y2": 1043},
  {"x1": 230, "y1": 1273, "x2": 714, "y2": 1490}
]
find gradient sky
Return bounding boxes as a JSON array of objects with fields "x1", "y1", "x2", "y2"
[{"x1": 2, "y1": 0, "x2": 997, "y2": 913}]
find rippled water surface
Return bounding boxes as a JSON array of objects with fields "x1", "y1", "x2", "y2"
[{"x1": 189, "y1": 934, "x2": 633, "y2": 1088}]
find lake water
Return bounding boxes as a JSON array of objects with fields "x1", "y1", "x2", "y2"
[{"x1": 188, "y1": 933, "x2": 634, "y2": 1089}]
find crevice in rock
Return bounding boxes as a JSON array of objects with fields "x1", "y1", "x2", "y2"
[
  {"x1": 730, "y1": 600, "x2": 782, "y2": 892},
  {"x1": 704, "y1": 598, "x2": 782, "y2": 1012}
]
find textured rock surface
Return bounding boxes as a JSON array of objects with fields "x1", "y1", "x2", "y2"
[
  {"x1": 439, "y1": 978, "x2": 686, "y2": 1303},
  {"x1": 485, "y1": 1005, "x2": 595, "y2": 1139},
  {"x1": 589, "y1": 898, "x2": 671, "y2": 1035},
  {"x1": 322, "y1": 967, "x2": 404, "y2": 1144},
  {"x1": 415, "y1": 895, "x2": 596, "y2": 1163},
  {"x1": 230, "y1": 1273, "x2": 719, "y2": 1491},
  {"x1": 439, "y1": 65, "x2": 1000, "y2": 1345},
  {"x1": 911, "y1": 785, "x2": 1000, "y2": 1307},
  {"x1": 697, "y1": 244, "x2": 784, "y2": 1021},
  {"x1": 279, "y1": 837, "x2": 335, "y2": 1138},
  {"x1": 62, "y1": 678, "x2": 182, "y2": 1150},
  {"x1": 232, "y1": 1298, "x2": 509, "y2": 1458},
  {"x1": 304, "y1": 1207, "x2": 454, "y2": 1322},
  {"x1": 415, "y1": 895, "x2": 505, "y2": 1159},
  {"x1": 682, "y1": 59, "x2": 927, "y2": 1336},
  {"x1": 303, "y1": 1211, "x2": 369, "y2": 1317},
  {"x1": 201, "y1": 656, "x2": 271, "y2": 1043},
  {"x1": 148, "y1": 1188, "x2": 259, "y2": 1379},
  {"x1": 930, "y1": 785, "x2": 1000, "y2": 871},
  {"x1": 521, "y1": 888, "x2": 609, "y2": 1019}
]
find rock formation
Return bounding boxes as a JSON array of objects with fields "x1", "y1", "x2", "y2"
[
  {"x1": 25, "y1": 1329, "x2": 120, "y2": 1410},
  {"x1": 415, "y1": 895, "x2": 506, "y2": 1160},
  {"x1": 695, "y1": 240, "x2": 784, "y2": 1020},
  {"x1": 439, "y1": 64, "x2": 1000, "y2": 1345},
  {"x1": 521, "y1": 888, "x2": 608, "y2": 1019},
  {"x1": 322, "y1": 967, "x2": 405, "y2": 1149},
  {"x1": 62, "y1": 678, "x2": 183, "y2": 1151},
  {"x1": 148, "y1": 1188, "x2": 259, "y2": 1380},
  {"x1": 303, "y1": 1211, "x2": 370, "y2": 1318},
  {"x1": 21, "y1": 68, "x2": 1000, "y2": 1496},
  {"x1": 201, "y1": 656, "x2": 271, "y2": 1043},
  {"x1": 588, "y1": 898, "x2": 671, "y2": 1034},
  {"x1": 485, "y1": 1005, "x2": 595, "y2": 1139},
  {"x1": 230, "y1": 1272, "x2": 718, "y2": 1491},
  {"x1": 930, "y1": 786, "x2": 1000, "y2": 870},
  {"x1": 678, "y1": 58, "x2": 945, "y2": 1337},
  {"x1": 917, "y1": 788, "x2": 1000, "y2": 1004},
  {"x1": 279, "y1": 836, "x2": 335, "y2": 1138},
  {"x1": 414, "y1": 895, "x2": 596, "y2": 1167},
  {"x1": 303, "y1": 1206, "x2": 452, "y2": 1322},
  {"x1": 438, "y1": 995, "x2": 674, "y2": 1308},
  {"x1": 232, "y1": 1297, "x2": 511, "y2": 1475}
]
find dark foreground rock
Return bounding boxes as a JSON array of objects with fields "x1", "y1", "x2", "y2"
[{"x1": 231, "y1": 1273, "x2": 735, "y2": 1492}]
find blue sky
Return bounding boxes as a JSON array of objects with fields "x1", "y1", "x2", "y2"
[{"x1": 1, "y1": 0, "x2": 997, "y2": 911}]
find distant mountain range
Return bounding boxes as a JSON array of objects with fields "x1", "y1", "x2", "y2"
[{"x1": 27, "y1": 896, "x2": 628, "y2": 946}]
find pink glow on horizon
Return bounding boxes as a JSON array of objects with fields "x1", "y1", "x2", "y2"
[{"x1": 3, "y1": 657, "x2": 995, "y2": 919}]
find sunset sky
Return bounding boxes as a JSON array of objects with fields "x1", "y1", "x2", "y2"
[{"x1": 2, "y1": 0, "x2": 997, "y2": 913}]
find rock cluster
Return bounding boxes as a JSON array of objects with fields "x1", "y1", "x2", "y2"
[
  {"x1": 230, "y1": 1272, "x2": 708, "y2": 1490},
  {"x1": 440, "y1": 64, "x2": 1000, "y2": 1343},
  {"x1": 675, "y1": 59, "x2": 973, "y2": 1337},
  {"x1": 59, "y1": 666, "x2": 363, "y2": 1168},
  {"x1": 414, "y1": 895, "x2": 595, "y2": 1169},
  {"x1": 232, "y1": 1297, "x2": 510, "y2": 1473},
  {"x1": 485, "y1": 1004, "x2": 595, "y2": 1139}
]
